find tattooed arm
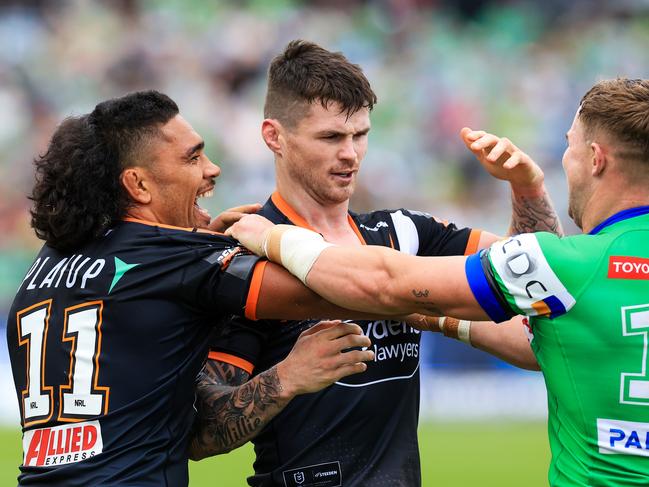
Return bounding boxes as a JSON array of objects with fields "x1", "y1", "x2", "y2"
[
  {"x1": 460, "y1": 127, "x2": 564, "y2": 237},
  {"x1": 188, "y1": 320, "x2": 374, "y2": 460},
  {"x1": 188, "y1": 361, "x2": 284, "y2": 459},
  {"x1": 509, "y1": 189, "x2": 563, "y2": 236}
]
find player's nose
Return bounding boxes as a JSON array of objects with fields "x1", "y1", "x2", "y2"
[
  {"x1": 338, "y1": 137, "x2": 357, "y2": 161},
  {"x1": 204, "y1": 158, "x2": 221, "y2": 179}
]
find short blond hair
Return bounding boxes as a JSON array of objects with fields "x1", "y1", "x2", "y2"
[{"x1": 579, "y1": 79, "x2": 649, "y2": 170}]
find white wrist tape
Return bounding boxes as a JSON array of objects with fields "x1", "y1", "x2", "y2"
[
  {"x1": 438, "y1": 316, "x2": 446, "y2": 332},
  {"x1": 269, "y1": 226, "x2": 334, "y2": 284},
  {"x1": 438, "y1": 316, "x2": 472, "y2": 346},
  {"x1": 457, "y1": 320, "x2": 472, "y2": 346}
]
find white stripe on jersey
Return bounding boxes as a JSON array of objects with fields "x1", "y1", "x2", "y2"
[
  {"x1": 488, "y1": 233, "x2": 575, "y2": 316},
  {"x1": 390, "y1": 211, "x2": 419, "y2": 256}
]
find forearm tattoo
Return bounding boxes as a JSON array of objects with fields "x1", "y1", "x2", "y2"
[
  {"x1": 509, "y1": 190, "x2": 564, "y2": 236},
  {"x1": 411, "y1": 289, "x2": 442, "y2": 315},
  {"x1": 188, "y1": 361, "x2": 287, "y2": 460}
]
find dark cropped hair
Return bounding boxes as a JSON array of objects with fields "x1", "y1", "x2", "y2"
[
  {"x1": 30, "y1": 90, "x2": 179, "y2": 251},
  {"x1": 264, "y1": 39, "x2": 377, "y2": 128},
  {"x1": 579, "y1": 78, "x2": 649, "y2": 168}
]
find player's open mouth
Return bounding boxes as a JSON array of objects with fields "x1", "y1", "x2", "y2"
[
  {"x1": 194, "y1": 187, "x2": 213, "y2": 225},
  {"x1": 331, "y1": 171, "x2": 355, "y2": 181}
]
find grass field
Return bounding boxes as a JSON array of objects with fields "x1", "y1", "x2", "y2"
[{"x1": 1, "y1": 421, "x2": 549, "y2": 486}]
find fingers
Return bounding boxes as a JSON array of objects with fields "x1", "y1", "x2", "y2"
[
  {"x1": 460, "y1": 127, "x2": 486, "y2": 142},
  {"x1": 334, "y1": 332, "x2": 372, "y2": 350},
  {"x1": 317, "y1": 321, "x2": 364, "y2": 340},
  {"x1": 333, "y1": 362, "x2": 370, "y2": 380},
  {"x1": 227, "y1": 203, "x2": 263, "y2": 214},
  {"x1": 469, "y1": 133, "x2": 499, "y2": 152},
  {"x1": 503, "y1": 151, "x2": 522, "y2": 169},
  {"x1": 224, "y1": 214, "x2": 273, "y2": 250},
  {"x1": 467, "y1": 132, "x2": 526, "y2": 168},
  {"x1": 208, "y1": 212, "x2": 241, "y2": 232},
  {"x1": 460, "y1": 127, "x2": 487, "y2": 154},
  {"x1": 298, "y1": 320, "x2": 342, "y2": 337},
  {"x1": 483, "y1": 137, "x2": 514, "y2": 163},
  {"x1": 208, "y1": 203, "x2": 262, "y2": 232},
  {"x1": 338, "y1": 349, "x2": 374, "y2": 364}
]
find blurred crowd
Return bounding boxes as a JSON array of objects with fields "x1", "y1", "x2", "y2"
[{"x1": 1, "y1": 0, "x2": 648, "y2": 311}]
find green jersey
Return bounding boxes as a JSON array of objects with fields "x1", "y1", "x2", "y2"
[{"x1": 465, "y1": 206, "x2": 649, "y2": 486}]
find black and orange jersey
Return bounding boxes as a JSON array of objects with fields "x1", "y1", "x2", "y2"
[
  {"x1": 210, "y1": 192, "x2": 481, "y2": 487},
  {"x1": 6, "y1": 219, "x2": 264, "y2": 486}
]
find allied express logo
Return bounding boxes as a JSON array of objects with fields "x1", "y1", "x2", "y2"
[
  {"x1": 23, "y1": 420, "x2": 103, "y2": 467},
  {"x1": 608, "y1": 256, "x2": 649, "y2": 280}
]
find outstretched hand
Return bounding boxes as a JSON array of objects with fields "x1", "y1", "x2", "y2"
[
  {"x1": 226, "y1": 213, "x2": 275, "y2": 256},
  {"x1": 276, "y1": 320, "x2": 374, "y2": 397},
  {"x1": 460, "y1": 127, "x2": 545, "y2": 196},
  {"x1": 208, "y1": 203, "x2": 262, "y2": 233}
]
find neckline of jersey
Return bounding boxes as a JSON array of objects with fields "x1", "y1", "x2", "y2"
[
  {"x1": 588, "y1": 205, "x2": 649, "y2": 235},
  {"x1": 269, "y1": 191, "x2": 366, "y2": 245},
  {"x1": 121, "y1": 217, "x2": 225, "y2": 235}
]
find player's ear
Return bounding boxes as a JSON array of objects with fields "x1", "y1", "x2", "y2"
[
  {"x1": 262, "y1": 119, "x2": 283, "y2": 157},
  {"x1": 121, "y1": 167, "x2": 152, "y2": 205},
  {"x1": 590, "y1": 141, "x2": 607, "y2": 177}
]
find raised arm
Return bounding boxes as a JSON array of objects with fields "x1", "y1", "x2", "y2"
[
  {"x1": 460, "y1": 127, "x2": 564, "y2": 236},
  {"x1": 189, "y1": 321, "x2": 373, "y2": 459}
]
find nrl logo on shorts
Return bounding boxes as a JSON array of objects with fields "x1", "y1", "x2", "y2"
[{"x1": 293, "y1": 471, "x2": 305, "y2": 484}]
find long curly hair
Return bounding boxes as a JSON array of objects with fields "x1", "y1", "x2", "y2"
[{"x1": 30, "y1": 90, "x2": 178, "y2": 251}]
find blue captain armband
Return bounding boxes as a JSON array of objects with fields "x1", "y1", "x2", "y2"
[{"x1": 465, "y1": 250, "x2": 516, "y2": 323}]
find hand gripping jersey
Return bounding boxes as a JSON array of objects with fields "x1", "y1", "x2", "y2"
[
  {"x1": 466, "y1": 207, "x2": 649, "y2": 486},
  {"x1": 7, "y1": 219, "x2": 264, "y2": 486},
  {"x1": 210, "y1": 192, "x2": 481, "y2": 487}
]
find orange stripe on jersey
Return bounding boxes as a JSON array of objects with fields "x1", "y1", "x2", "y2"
[
  {"x1": 388, "y1": 233, "x2": 395, "y2": 249},
  {"x1": 347, "y1": 216, "x2": 367, "y2": 245},
  {"x1": 271, "y1": 191, "x2": 366, "y2": 245},
  {"x1": 244, "y1": 260, "x2": 268, "y2": 321},
  {"x1": 208, "y1": 352, "x2": 254, "y2": 375},
  {"x1": 270, "y1": 192, "x2": 315, "y2": 231},
  {"x1": 464, "y1": 229, "x2": 482, "y2": 255},
  {"x1": 122, "y1": 217, "x2": 226, "y2": 236}
]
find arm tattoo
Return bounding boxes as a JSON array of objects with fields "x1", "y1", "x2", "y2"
[
  {"x1": 509, "y1": 190, "x2": 564, "y2": 236},
  {"x1": 410, "y1": 290, "x2": 442, "y2": 315},
  {"x1": 188, "y1": 360, "x2": 289, "y2": 460},
  {"x1": 412, "y1": 289, "x2": 429, "y2": 298}
]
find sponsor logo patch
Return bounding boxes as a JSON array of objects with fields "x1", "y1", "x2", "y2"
[
  {"x1": 283, "y1": 461, "x2": 342, "y2": 487},
  {"x1": 608, "y1": 256, "x2": 649, "y2": 280},
  {"x1": 335, "y1": 320, "x2": 420, "y2": 387},
  {"x1": 23, "y1": 420, "x2": 103, "y2": 467},
  {"x1": 597, "y1": 418, "x2": 649, "y2": 457}
]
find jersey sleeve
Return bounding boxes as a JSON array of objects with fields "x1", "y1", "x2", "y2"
[
  {"x1": 390, "y1": 209, "x2": 481, "y2": 257},
  {"x1": 464, "y1": 232, "x2": 579, "y2": 323},
  {"x1": 206, "y1": 316, "x2": 268, "y2": 375},
  {"x1": 178, "y1": 241, "x2": 266, "y2": 318}
]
